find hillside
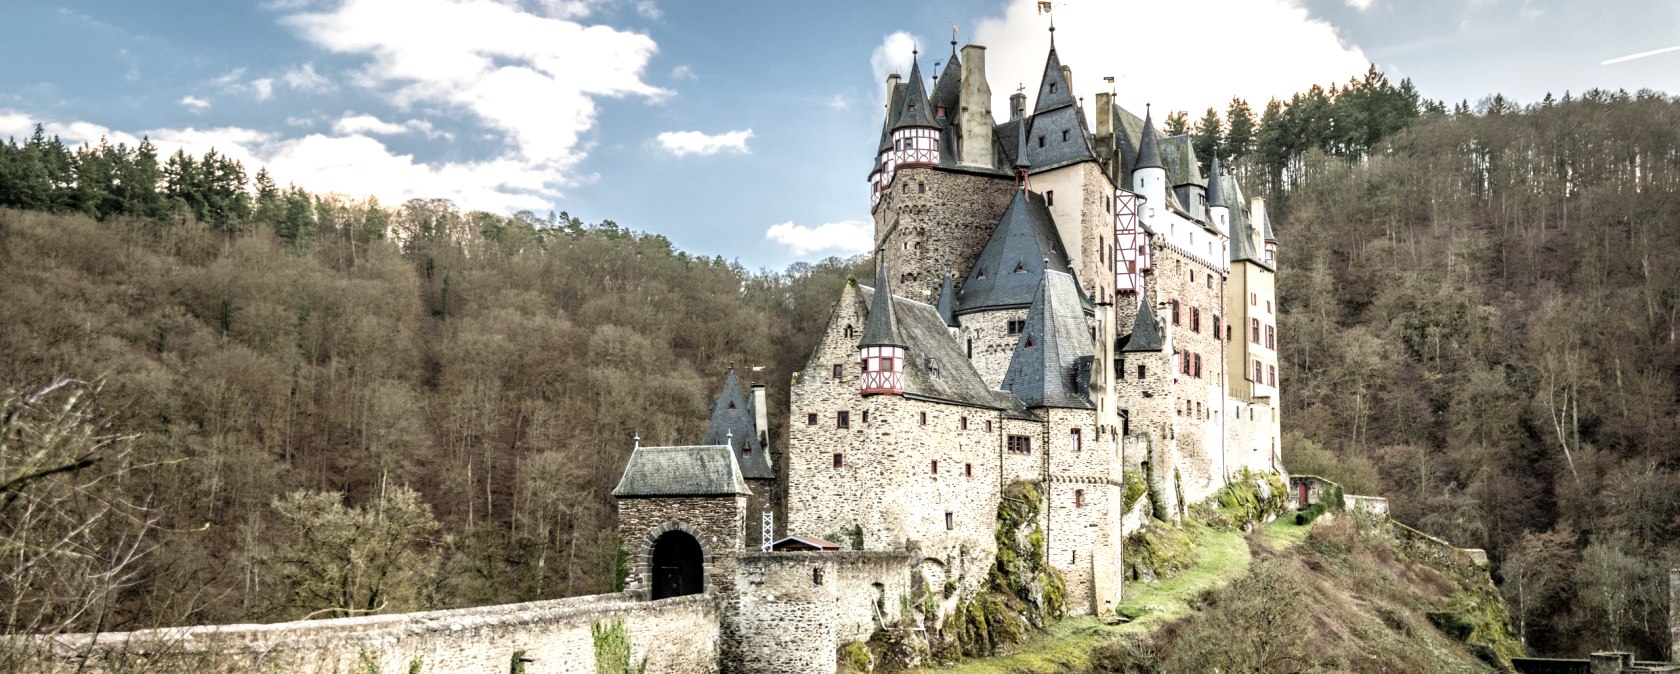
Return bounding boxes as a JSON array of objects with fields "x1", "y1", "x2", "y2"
[{"x1": 0, "y1": 204, "x2": 867, "y2": 634}]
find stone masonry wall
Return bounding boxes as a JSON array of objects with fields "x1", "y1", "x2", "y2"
[
  {"x1": 787, "y1": 282, "x2": 1002, "y2": 599},
  {"x1": 728, "y1": 551, "x2": 913, "y2": 674},
  {"x1": 956, "y1": 307, "x2": 1029, "y2": 390},
  {"x1": 878, "y1": 167, "x2": 1016, "y2": 304},
  {"x1": 1153, "y1": 240, "x2": 1228, "y2": 505},
  {"x1": 43, "y1": 592, "x2": 718, "y2": 674}
]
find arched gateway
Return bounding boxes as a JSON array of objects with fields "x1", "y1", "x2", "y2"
[{"x1": 650, "y1": 529, "x2": 704, "y2": 599}]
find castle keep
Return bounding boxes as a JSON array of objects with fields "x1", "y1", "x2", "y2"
[{"x1": 615, "y1": 31, "x2": 1286, "y2": 671}]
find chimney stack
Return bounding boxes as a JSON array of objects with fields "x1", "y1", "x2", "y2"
[
  {"x1": 1094, "y1": 92, "x2": 1114, "y2": 172},
  {"x1": 751, "y1": 382, "x2": 770, "y2": 450},
  {"x1": 957, "y1": 44, "x2": 993, "y2": 167},
  {"x1": 884, "y1": 73, "x2": 901, "y2": 112},
  {"x1": 1010, "y1": 92, "x2": 1027, "y2": 120}
]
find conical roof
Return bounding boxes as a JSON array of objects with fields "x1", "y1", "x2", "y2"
[
  {"x1": 955, "y1": 190, "x2": 1085, "y2": 315},
  {"x1": 936, "y1": 271, "x2": 958, "y2": 327},
  {"x1": 1121, "y1": 300, "x2": 1164, "y2": 353},
  {"x1": 891, "y1": 58, "x2": 938, "y2": 131},
  {"x1": 930, "y1": 47, "x2": 963, "y2": 118},
  {"x1": 699, "y1": 368, "x2": 774, "y2": 479},
  {"x1": 1033, "y1": 47, "x2": 1075, "y2": 114},
  {"x1": 1135, "y1": 109, "x2": 1164, "y2": 171},
  {"x1": 859, "y1": 258, "x2": 906, "y2": 348},
  {"x1": 876, "y1": 81, "x2": 906, "y2": 154},
  {"x1": 1000, "y1": 270, "x2": 1095, "y2": 409},
  {"x1": 1206, "y1": 156, "x2": 1226, "y2": 208}
]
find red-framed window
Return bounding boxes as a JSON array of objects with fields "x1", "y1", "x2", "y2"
[
  {"x1": 1191, "y1": 307, "x2": 1200, "y2": 333},
  {"x1": 1266, "y1": 325, "x2": 1275, "y2": 349}
]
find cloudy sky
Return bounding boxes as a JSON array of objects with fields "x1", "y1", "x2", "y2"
[{"x1": 3, "y1": 0, "x2": 1677, "y2": 270}]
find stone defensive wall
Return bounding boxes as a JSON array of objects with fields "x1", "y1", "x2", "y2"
[
  {"x1": 33, "y1": 591, "x2": 718, "y2": 673},
  {"x1": 729, "y1": 550, "x2": 913, "y2": 674}
]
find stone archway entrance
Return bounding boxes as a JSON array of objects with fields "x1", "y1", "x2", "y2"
[{"x1": 650, "y1": 530, "x2": 704, "y2": 599}]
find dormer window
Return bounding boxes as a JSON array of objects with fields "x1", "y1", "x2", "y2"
[
  {"x1": 727, "y1": 401, "x2": 736, "y2": 409},
  {"x1": 1014, "y1": 262, "x2": 1025, "y2": 272},
  {"x1": 1061, "y1": 129, "x2": 1069, "y2": 142},
  {"x1": 1025, "y1": 335, "x2": 1035, "y2": 348},
  {"x1": 908, "y1": 103, "x2": 916, "y2": 112},
  {"x1": 1049, "y1": 82, "x2": 1056, "y2": 93},
  {"x1": 1038, "y1": 136, "x2": 1045, "y2": 148},
  {"x1": 937, "y1": 106, "x2": 945, "y2": 117}
]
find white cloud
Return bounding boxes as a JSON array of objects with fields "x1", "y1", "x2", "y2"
[
  {"x1": 632, "y1": 0, "x2": 660, "y2": 19},
  {"x1": 282, "y1": 62, "x2": 334, "y2": 92},
  {"x1": 252, "y1": 78, "x2": 276, "y2": 100},
  {"x1": 870, "y1": 31, "x2": 918, "y2": 102},
  {"x1": 1345, "y1": 0, "x2": 1374, "y2": 10},
  {"x1": 828, "y1": 93, "x2": 849, "y2": 110},
  {"x1": 971, "y1": 0, "x2": 1370, "y2": 119},
  {"x1": 333, "y1": 113, "x2": 408, "y2": 135},
  {"x1": 670, "y1": 64, "x2": 696, "y2": 80},
  {"x1": 765, "y1": 220, "x2": 873, "y2": 257},
  {"x1": 179, "y1": 95, "x2": 211, "y2": 111},
  {"x1": 655, "y1": 129, "x2": 752, "y2": 157},
  {"x1": 283, "y1": 0, "x2": 666, "y2": 171}
]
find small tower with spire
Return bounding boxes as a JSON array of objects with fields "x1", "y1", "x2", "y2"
[
  {"x1": 859, "y1": 256, "x2": 907, "y2": 396},
  {"x1": 1206, "y1": 155, "x2": 1230, "y2": 234},
  {"x1": 1133, "y1": 106, "x2": 1167, "y2": 226},
  {"x1": 889, "y1": 50, "x2": 941, "y2": 173}
]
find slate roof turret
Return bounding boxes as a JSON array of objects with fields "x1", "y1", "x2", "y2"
[
  {"x1": 891, "y1": 57, "x2": 939, "y2": 131},
  {"x1": 1206, "y1": 156, "x2": 1226, "y2": 208},
  {"x1": 1121, "y1": 300, "x2": 1164, "y2": 353},
  {"x1": 1000, "y1": 270, "x2": 1095, "y2": 409},
  {"x1": 699, "y1": 368, "x2": 775, "y2": 479},
  {"x1": 859, "y1": 258, "x2": 906, "y2": 348},
  {"x1": 612, "y1": 444, "x2": 753, "y2": 498},
  {"x1": 854, "y1": 285, "x2": 1020, "y2": 411},
  {"x1": 1135, "y1": 108, "x2": 1164, "y2": 171}
]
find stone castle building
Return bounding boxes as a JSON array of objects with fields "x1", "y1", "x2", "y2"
[{"x1": 610, "y1": 30, "x2": 1287, "y2": 670}]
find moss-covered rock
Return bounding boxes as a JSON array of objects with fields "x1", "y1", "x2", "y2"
[
  {"x1": 836, "y1": 641, "x2": 873, "y2": 673},
  {"x1": 1124, "y1": 519, "x2": 1198, "y2": 582}
]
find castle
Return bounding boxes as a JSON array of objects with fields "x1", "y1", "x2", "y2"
[
  {"x1": 613, "y1": 30, "x2": 1285, "y2": 671},
  {"x1": 36, "y1": 31, "x2": 1294, "y2": 674}
]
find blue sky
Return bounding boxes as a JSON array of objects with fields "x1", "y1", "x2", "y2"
[{"x1": 3, "y1": 0, "x2": 1678, "y2": 271}]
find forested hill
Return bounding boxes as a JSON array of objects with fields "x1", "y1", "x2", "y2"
[
  {"x1": 1273, "y1": 89, "x2": 1680, "y2": 658},
  {"x1": 0, "y1": 197, "x2": 868, "y2": 633},
  {"x1": 5, "y1": 82, "x2": 1680, "y2": 661}
]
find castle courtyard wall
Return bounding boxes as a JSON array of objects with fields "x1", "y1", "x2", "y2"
[
  {"x1": 40, "y1": 592, "x2": 718, "y2": 674},
  {"x1": 728, "y1": 551, "x2": 913, "y2": 674}
]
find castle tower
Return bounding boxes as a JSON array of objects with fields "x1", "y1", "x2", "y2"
[
  {"x1": 859, "y1": 258, "x2": 907, "y2": 396},
  {"x1": 888, "y1": 53, "x2": 941, "y2": 175},
  {"x1": 1206, "y1": 156, "x2": 1230, "y2": 235},
  {"x1": 1132, "y1": 108, "x2": 1167, "y2": 228}
]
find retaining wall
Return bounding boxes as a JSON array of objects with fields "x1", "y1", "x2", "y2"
[{"x1": 37, "y1": 591, "x2": 719, "y2": 674}]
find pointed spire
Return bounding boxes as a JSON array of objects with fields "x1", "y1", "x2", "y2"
[
  {"x1": 892, "y1": 52, "x2": 938, "y2": 131},
  {"x1": 1033, "y1": 40, "x2": 1075, "y2": 114},
  {"x1": 1135, "y1": 105, "x2": 1164, "y2": 170},
  {"x1": 1206, "y1": 155, "x2": 1226, "y2": 208},
  {"x1": 859, "y1": 255, "x2": 905, "y2": 348},
  {"x1": 1121, "y1": 300, "x2": 1164, "y2": 352},
  {"x1": 936, "y1": 270, "x2": 958, "y2": 327}
]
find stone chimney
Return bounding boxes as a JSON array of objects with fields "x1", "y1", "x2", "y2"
[
  {"x1": 1094, "y1": 92, "x2": 1114, "y2": 168},
  {"x1": 751, "y1": 382, "x2": 769, "y2": 449},
  {"x1": 884, "y1": 73, "x2": 901, "y2": 112},
  {"x1": 1061, "y1": 65, "x2": 1074, "y2": 101},
  {"x1": 1010, "y1": 92, "x2": 1026, "y2": 120},
  {"x1": 957, "y1": 44, "x2": 993, "y2": 168}
]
